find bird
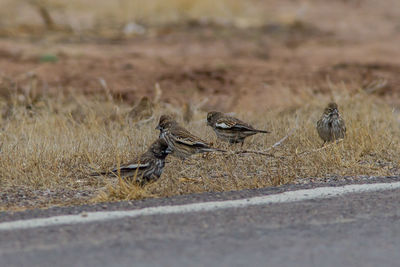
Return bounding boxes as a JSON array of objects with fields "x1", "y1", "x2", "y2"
[
  {"x1": 128, "y1": 96, "x2": 154, "y2": 122},
  {"x1": 206, "y1": 111, "x2": 270, "y2": 147},
  {"x1": 156, "y1": 115, "x2": 225, "y2": 160},
  {"x1": 92, "y1": 138, "x2": 172, "y2": 185},
  {"x1": 316, "y1": 102, "x2": 346, "y2": 146}
]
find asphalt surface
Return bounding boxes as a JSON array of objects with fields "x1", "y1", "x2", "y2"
[{"x1": 1, "y1": 177, "x2": 400, "y2": 267}]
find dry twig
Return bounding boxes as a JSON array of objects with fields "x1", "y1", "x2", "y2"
[
  {"x1": 235, "y1": 121, "x2": 298, "y2": 156},
  {"x1": 297, "y1": 139, "x2": 344, "y2": 156}
]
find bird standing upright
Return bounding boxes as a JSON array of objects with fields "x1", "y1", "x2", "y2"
[
  {"x1": 156, "y1": 115, "x2": 225, "y2": 160},
  {"x1": 316, "y1": 102, "x2": 346, "y2": 146},
  {"x1": 92, "y1": 138, "x2": 172, "y2": 186},
  {"x1": 207, "y1": 111, "x2": 270, "y2": 147}
]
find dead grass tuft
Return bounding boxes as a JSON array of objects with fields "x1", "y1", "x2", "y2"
[{"x1": 93, "y1": 178, "x2": 155, "y2": 203}]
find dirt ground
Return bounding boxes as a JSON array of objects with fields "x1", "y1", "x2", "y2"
[
  {"x1": 1, "y1": 0, "x2": 400, "y2": 210},
  {"x1": 1, "y1": 0, "x2": 400, "y2": 110}
]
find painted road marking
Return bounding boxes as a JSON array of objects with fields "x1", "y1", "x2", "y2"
[{"x1": 1, "y1": 181, "x2": 400, "y2": 231}]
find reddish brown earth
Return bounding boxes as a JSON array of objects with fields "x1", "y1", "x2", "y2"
[{"x1": 1, "y1": 0, "x2": 400, "y2": 112}]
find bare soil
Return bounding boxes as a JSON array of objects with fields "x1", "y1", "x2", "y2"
[{"x1": 2, "y1": 0, "x2": 400, "y2": 110}]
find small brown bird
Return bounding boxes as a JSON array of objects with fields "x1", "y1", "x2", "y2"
[
  {"x1": 207, "y1": 111, "x2": 270, "y2": 147},
  {"x1": 316, "y1": 102, "x2": 346, "y2": 145},
  {"x1": 93, "y1": 138, "x2": 172, "y2": 185},
  {"x1": 156, "y1": 115, "x2": 225, "y2": 160},
  {"x1": 128, "y1": 96, "x2": 154, "y2": 122}
]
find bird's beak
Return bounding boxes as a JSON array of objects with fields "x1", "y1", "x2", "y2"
[
  {"x1": 155, "y1": 125, "x2": 161, "y2": 130},
  {"x1": 166, "y1": 147, "x2": 173, "y2": 154}
]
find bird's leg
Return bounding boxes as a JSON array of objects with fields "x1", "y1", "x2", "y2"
[{"x1": 321, "y1": 141, "x2": 326, "y2": 148}]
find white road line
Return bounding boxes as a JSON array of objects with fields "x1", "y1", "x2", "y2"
[{"x1": 1, "y1": 181, "x2": 400, "y2": 231}]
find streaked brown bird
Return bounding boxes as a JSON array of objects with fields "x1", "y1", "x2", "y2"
[
  {"x1": 128, "y1": 96, "x2": 154, "y2": 122},
  {"x1": 156, "y1": 115, "x2": 225, "y2": 160},
  {"x1": 92, "y1": 138, "x2": 172, "y2": 185},
  {"x1": 207, "y1": 111, "x2": 270, "y2": 147},
  {"x1": 316, "y1": 102, "x2": 346, "y2": 145}
]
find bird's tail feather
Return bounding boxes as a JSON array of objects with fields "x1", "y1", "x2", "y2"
[
  {"x1": 210, "y1": 147, "x2": 226, "y2": 153},
  {"x1": 256, "y1": 129, "x2": 270, "y2": 133}
]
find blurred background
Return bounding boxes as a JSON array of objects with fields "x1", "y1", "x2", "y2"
[{"x1": 0, "y1": 0, "x2": 399, "y2": 111}]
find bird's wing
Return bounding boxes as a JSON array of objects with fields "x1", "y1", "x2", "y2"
[
  {"x1": 111, "y1": 155, "x2": 151, "y2": 172},
  {"x1": 172, "y1": 126, "x2": 211, "y2": 147},
  {"x1": 215, "y1": 117, "x2": 255, "y2": 131}
]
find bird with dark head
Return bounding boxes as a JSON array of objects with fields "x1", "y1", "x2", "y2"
[
  {"x1": 156, "y1": 114, "x2": 225, "y2": 160},
  {"x1": 92, "y1": 138, "x2": 172, "y2": 186},
  {"x1": 156, "y1": 115, "x2": 177, "y2": 137},
  {"x1": 316, "y1": 102, "x2": 346, "y2": 146},
  {"x1": 207, "y1": 111, "x2": 270, "y2": 147}
]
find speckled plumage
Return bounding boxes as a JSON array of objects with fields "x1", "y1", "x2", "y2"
[
  {"x1": 157, "y1": 115, "x2": 224, "y2": 160},
  {"x1": 94, "y1": 138, "x2": 171, "y2": 185},
  {"x1": 316, "y1": 103, "x2": 346, "y2": 145},
  {"x1": 207, "y1": 111, "x2": 270, "y2": 146}
]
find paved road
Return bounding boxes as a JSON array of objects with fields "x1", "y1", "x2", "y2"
[{"x1": 1, "y1": 178, "x2": 400, "y2": 267}]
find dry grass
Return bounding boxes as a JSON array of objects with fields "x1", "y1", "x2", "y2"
[
  {"x1": 1, "y1": 75, "x2": 399, "y2": 208},
  {"x1": 0, "y1": 0, "x2": 265, "y2": 36}
]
